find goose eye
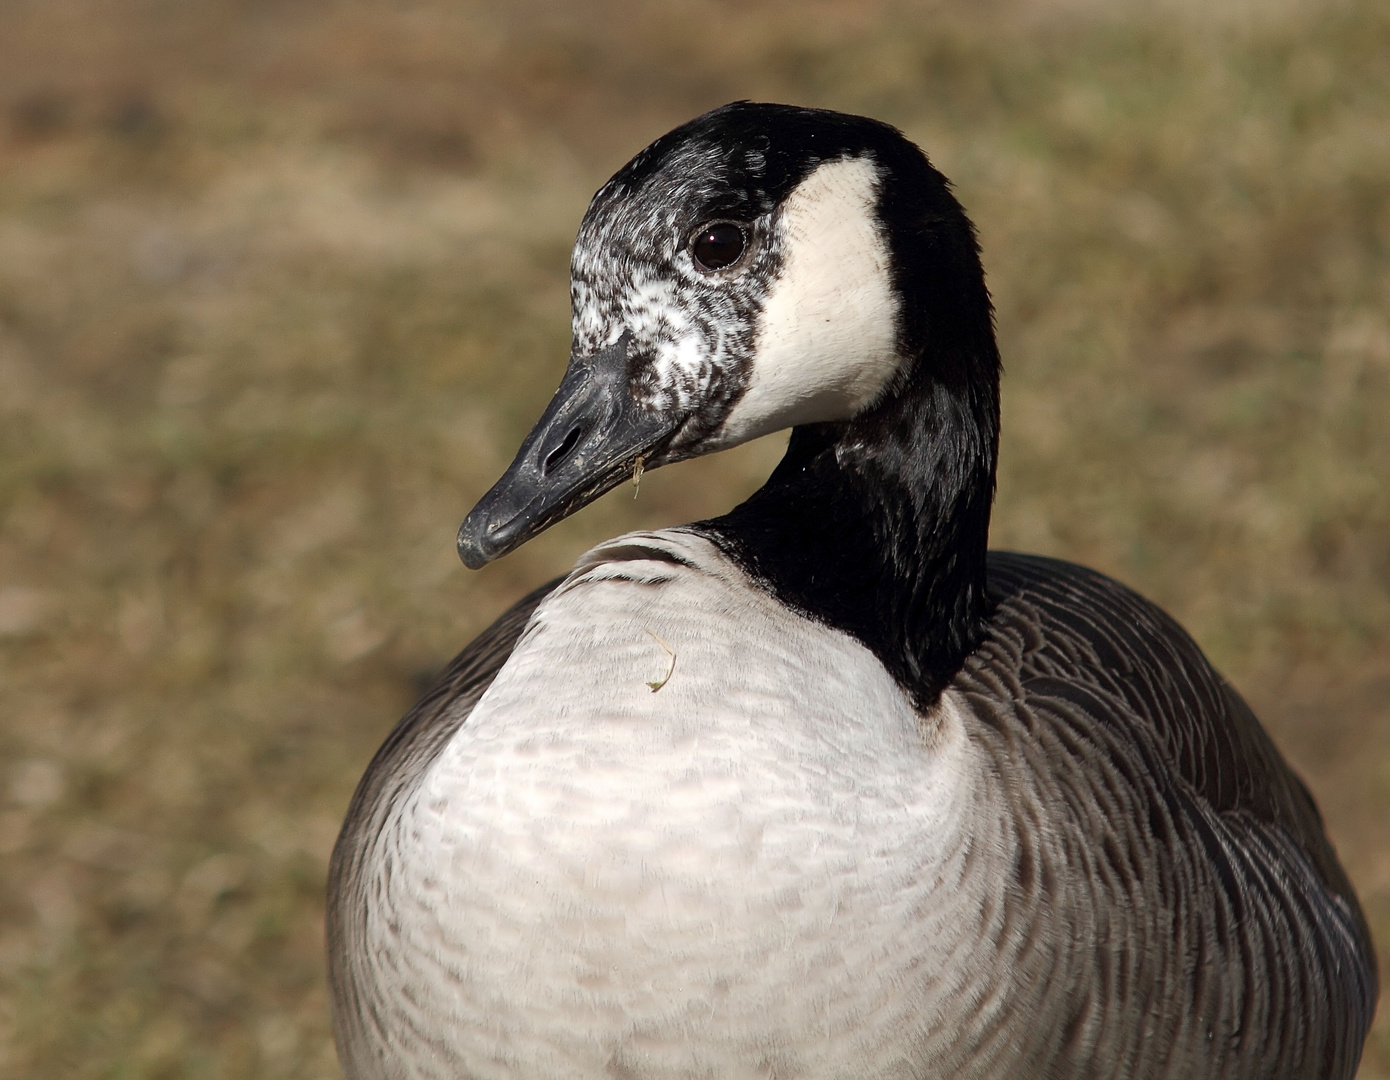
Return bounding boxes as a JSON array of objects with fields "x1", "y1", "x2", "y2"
[{"x1": 690, "y1": 223, "x2": 746, "y2": 271}]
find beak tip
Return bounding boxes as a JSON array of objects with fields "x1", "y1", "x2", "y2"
[
  {"x1": 456, "y1": 516, "x2": 497, "y2": 569},
  {"x1": 453, "y1": 333, "x2": 673, "y2": 569}
]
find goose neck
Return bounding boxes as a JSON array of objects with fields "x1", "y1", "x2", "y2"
[{"x1": 701, "y1": 362, "x2": 999, "y2": 711}]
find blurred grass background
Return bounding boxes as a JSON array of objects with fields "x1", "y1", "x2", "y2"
[{"x1": 0, "y1": 0, "x2": 1387, "y2": 1075}]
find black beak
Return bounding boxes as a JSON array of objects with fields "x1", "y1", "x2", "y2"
[{"x1": 457, "y1": 333, "x2": 680, "y2": 568}]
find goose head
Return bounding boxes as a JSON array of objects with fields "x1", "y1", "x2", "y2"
[{"x1": 458, "y1": 102, "x2": 1000, "y2": 706}]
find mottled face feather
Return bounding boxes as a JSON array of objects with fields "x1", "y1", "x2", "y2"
[
  {"x1": 570, "y1": 135, "x2": 782, "y2": 455},
  {"x1": 568, "y1": 102, "x2": 927, "y2": 461}
]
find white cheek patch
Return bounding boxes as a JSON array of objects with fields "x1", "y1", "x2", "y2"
[{"x1": 717, "y1": 156, "x2": 902, "y2": 447}]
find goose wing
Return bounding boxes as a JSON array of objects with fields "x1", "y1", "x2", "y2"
[
  {"x1": 982, "y1": 552, "x2": 1354, "y2": 902},
  {"x1": 966, "y1": 551, "x2": 1376, "y2": 1076}
]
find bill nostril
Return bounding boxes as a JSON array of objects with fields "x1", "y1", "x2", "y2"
[{"x1": 543, "y1": 425, "x2": 584, "y2": 475}]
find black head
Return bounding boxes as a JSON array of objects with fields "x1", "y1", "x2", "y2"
[{"x1": 458, "y1": 102, "x2": 999, "y2": 579}]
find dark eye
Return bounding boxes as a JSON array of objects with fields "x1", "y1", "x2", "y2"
[{"x1": 690, "y1": 223, "x2": 747, "y2": 271}]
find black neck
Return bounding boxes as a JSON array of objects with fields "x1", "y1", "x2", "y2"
[
  {"x1": 681, "y1": 111, "x2": 1001, "y2": 709},
  {"x1": 699, "y1": 339, "x2": 1000, "y2": 712}
]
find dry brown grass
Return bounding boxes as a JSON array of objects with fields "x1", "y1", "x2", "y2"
[{"x1": 0, "y1": 1, "x2": 1387, "y2": 1076}]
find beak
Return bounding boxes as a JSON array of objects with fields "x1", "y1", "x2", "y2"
[{"x1": 457, "y1": 333, "x2": 680, "y2": 568}]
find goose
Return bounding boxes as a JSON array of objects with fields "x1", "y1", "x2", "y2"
[{"x1": 326, "y1": 102, "x2": 1377, "y2": 1080}]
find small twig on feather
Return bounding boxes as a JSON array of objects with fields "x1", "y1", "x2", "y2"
[{"x1": 644, "y1": 630, "x2": 675, "y2": 692}]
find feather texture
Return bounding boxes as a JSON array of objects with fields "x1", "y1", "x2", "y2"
[
  {"x1": 327, "y1": 537, "x2": 1376, "y2": 1080},
  {"x1": 327, "y1": 577, "x2": 561, "y2": 1076}
]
